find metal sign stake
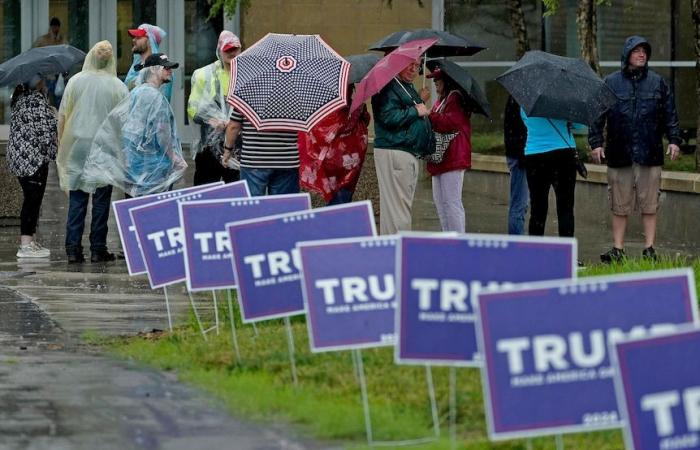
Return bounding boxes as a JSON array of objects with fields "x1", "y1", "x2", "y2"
[
  {"x1": 226, "y1": 289, "x2": 241, "y2": 363},
  {"x1": 284, "y1": 317, "x2": 298, "y2": 386},
  {"x1": 556, "y1": 434, "x2": 564, "y2": 450},
  {"x1": 449, "y1": 367, "x2": 457, "y2": 449},
  {"x1": 162, "y1": 287, "x2": 173, "y2": 331},
  {"x1": 187, "y1": 291, "x2": 207, "y2": 340},
  {"x1": 211, "y1": 291, "x2": 221, "y2": 335}
]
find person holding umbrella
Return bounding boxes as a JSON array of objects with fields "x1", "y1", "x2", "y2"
[
  {"x1": 6, "y1": 74, "x2": 57, "y2": 258},
  {"x1": 424, "y1": 67, "x2": 473, "y2": 232}
]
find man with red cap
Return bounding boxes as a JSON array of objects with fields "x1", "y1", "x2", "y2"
[
  {"x1": 125, "y1": 24, "x2": 172, "y2": 101},
  {"x1": 187, "y1": 31, "x2": 242, "y2": 185}
]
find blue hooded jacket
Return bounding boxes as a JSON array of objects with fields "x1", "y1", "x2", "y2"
[{"x1": 588, "y1": 36, "x2": 681, "y2": 167}]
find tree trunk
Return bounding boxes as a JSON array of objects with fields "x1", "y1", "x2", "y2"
[
  {"x1": 576, "y1": 0, "x2": 601, "y2": 74},
  {"x1": 508, "y1": 0, "x2": 530, "y2": 59},
  {"x1": 693, "y1": 0, "x2": 700, "y2": 170}
]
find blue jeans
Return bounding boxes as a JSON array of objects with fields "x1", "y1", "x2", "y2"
[
  {"x1": 241, "y1": 168, "x2": 299, "y2": 196},
  {"x1": 327, "y1": 188, "x2": 353, "y2": 205},
  {"x1": 507, "y1": 156, "x2": 529, "y2": 235},
  {"x1": 65, "y1": 186, "x2": 112, "y2": 255}
]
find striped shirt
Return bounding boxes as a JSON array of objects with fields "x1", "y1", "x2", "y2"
[{"x1": 230, "y1": 109, "x2": 299, "y2": 169}]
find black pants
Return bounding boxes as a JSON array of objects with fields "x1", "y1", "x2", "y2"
[
  {"x1": 525, "y1": 149, "x2": 576, "y2": 237},
  {"x1": 193, "y1": 149, "x2": 240, "y2": 186},
  {"x1": 17, "y1": 163, "x2": 49, "y2": 236}
]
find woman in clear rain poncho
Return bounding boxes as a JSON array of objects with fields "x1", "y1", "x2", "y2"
[
  {"x1": 57, "y1": 40, "x2": 129, "y2": 263},
  {"x1": 83, "y1": 53, "x2": 187, "y2": 198},
  {"x1": 187, "y1": 30, "x2": 241, "y2": 185},
  {"x1": 124, "y1": 24, "x2": 172, "y2": 102}
]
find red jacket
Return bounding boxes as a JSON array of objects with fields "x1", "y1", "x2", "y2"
[{"x1": 427, "y1": 90, "x2": 472, "y2": 176}]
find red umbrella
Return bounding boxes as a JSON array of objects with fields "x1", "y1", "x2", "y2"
[{"x1": 349, "y1": 37, "x2": 438, "y2": 114}]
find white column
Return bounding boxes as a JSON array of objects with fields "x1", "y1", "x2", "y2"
[
  {"x1": 88, "y1": 0, "x2": 117, "y2": 48},
  {"x1": 157, "y1": 0, "x2": 190, "y2": 143},
  {"x1": 21, "y1": 0, "x2": 49, "y2": 51},
  {"x1": 431, "y1": 0, "x2": 445, "y2": 32}
]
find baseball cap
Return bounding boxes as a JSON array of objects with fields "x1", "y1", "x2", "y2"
[
  {"x1": 128, "y1": 28, "x2": 147, "y2": 38},
  {"x1": 222, "y1": 41, "x2": 241, "y2": 52},
  {"x1": 134, "y1": 53, "x2": 179, "y2": 71}
]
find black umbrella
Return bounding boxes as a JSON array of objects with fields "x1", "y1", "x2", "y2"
[
  {"x1": 346, "y1": 53, "x2": 381, "y2": 84},
  {"x1": 427, "y1": 59, "x2": 490, "y2": 118},
  {"x1": 496, "y1": 50, "x2": 617, "y2": 126},
  {"x1": 0, "y1": 44, "x2": 86, "y2": 87},
  {"x1": 368, "y1": 29, "x2": 486, "y2": 57}
]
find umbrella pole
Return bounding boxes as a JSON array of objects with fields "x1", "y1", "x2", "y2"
[{"x1": 422, "y1": 53, "x2": 427, "y2": 89}]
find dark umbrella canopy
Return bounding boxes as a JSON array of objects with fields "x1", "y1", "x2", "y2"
[
  {"x1": 427, "y1": 59, "x2": 490, "y2": 118},
  {"x1": 0, "y1": 45, "x2": 85, "y2": 87},
  {"x1": 369, "y1": 29, "x2": 486, "y2": 57},
  {"x1": 346, "y1": 53, "x2": 381, "y2": 84},
  {"x1": 496, "y1": 50, "x2": 617, "y2": 126}
]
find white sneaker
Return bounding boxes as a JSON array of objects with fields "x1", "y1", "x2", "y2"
[{"x1": 16, "y1": 241, "x2": 51, "y2": 258}]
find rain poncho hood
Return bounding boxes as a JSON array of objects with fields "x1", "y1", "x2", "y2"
[
  {"x1": 621, "y1": 35, "x2": 651, "y2": 70},
  {"x1": 186, "y1": 31, "x2": 239, "y2": 158},
  {"x1": 124, "y1": 24, "x2": 173, "y2": 101},
  {"x1": 83, "y1": 70, "x2": 187, "y2": 197},
  {"x1": 56, "y1": 40, "x2": 129, "y2": 192}
]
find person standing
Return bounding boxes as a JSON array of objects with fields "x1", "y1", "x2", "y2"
[
  {"x1": 57, "y1": 41, "x2": 129, "y2": 263},
  {"x1": 521, "y1": 109, "x2": 583, "y2": 238},
  {"x1": 425, "y1": 68, "x2": 471, "y2": 233},
  {"x1": 83, "y1": 54, "x2": 186, "y2": 199},
  {"x1": 188, "y1": 31, "x2": 241, "y2": 185},
  {"x1": 504, "y1": 95, "x2": 529, "y2": 235},
  {"x1": 589, "y1": 36, "x2": 681, "y2": 262},
  {"x1": 124, "y1": 24, "x2": 172, "y2": 101},
  {"x1": 7, "y1": 75, "x2": 57, "y2": 258},
  {"x1": 371, "y1": 58, "x2": 432, "y2": 234},
  {"x1": 32, "y1": 17, "x2": 67, "y2": 108}
]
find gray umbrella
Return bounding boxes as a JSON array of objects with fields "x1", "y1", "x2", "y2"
[
  {"x1": 0, "y1": 44, "x2": 86, "y2": 87},
  {"x1": 427, "y1": 59, "x2": 490, "y2": 118},
  {"x1": 346, "y1": 53, "x2": 381, "y2": 84},
  {"x1": 496, "y1": 50, "x2": 617, "y2": 126},
  {"x1": 368, "y1": 29, "x2": 486, "y2": 57}
]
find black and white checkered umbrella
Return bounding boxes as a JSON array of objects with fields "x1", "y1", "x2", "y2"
[{"x1": 226, "y1": 33, "x2": 351, "y2": 132}]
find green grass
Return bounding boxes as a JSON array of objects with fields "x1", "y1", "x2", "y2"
[
  {"x1": 472, "y1": 131, "x2": 699, "y2": 173},
  {"x1": 106, "y1": 259, "x2": 700, "y2": 449}
]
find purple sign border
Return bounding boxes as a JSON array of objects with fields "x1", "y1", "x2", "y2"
[
  {"x1": 297, "y1": 235, "x2": 398, "y2": 353},
  {"x1": 394, "y1": 232, "x2": 577, "y2": 368},
  {"x1": 476, "y1": 269, "x2": 699, "y2": 441}
]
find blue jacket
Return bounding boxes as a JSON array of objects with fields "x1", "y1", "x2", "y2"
[{"x1": 588, "y1": 36, "x2": 681, "y2": 167}]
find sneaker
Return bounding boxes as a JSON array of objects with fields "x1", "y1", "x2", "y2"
[
  {"x1": 67, "y1": 253, "x2": 86, "y2": 264},
  {"x1": 600, "y1": 247, "x2": 625, "y2": 264},
  {"x1": 16, "y1": 241, "x2": 50, "y2": 258},
  {"x1": 642, "y1": 246, "x2": 658, "y2": 261},
  {"x1": 91, "y1": 250, "x2": 116, "y2": 263}
]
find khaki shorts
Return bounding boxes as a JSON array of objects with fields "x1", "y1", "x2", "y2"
[{"x1": 607, "y1": 164, "x2": 662, "y2": 215}]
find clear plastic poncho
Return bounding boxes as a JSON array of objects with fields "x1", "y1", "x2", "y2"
[
  {"x1": 186, "y1": 31, "x2": 237, "y2": 159},
  {"x1": 56, "y1": 40, "x2": 129, "y2": 192},
  {"x1": 124, "y1": 24, "x2": 173, "y2": 102},
  {"x1": 82, "y1": 65, "x2": 187, "y2": 197}
]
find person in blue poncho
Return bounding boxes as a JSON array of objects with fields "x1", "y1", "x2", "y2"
[{"x1": 125, "y1": 24, "x2": 173, "y2": 102}]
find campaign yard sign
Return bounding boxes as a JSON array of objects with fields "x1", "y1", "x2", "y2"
[
  {"x1": 298, "y1": 236, "x2": 397, "y2": 352},
  {"x1": 227, "y1": 201, "x2": 376, "y2": 323},
  {"x1": 113, "y1": 182, "x2": 222, "y2": 275},
  {"x1": 130, "y1": 181, "x2": 250, "y2": 289},
  {"x1": 396, "y1": 233, "x2": 576, "y2": 367},
  {"x1": 180, "y1": 194, "x2": 311, "y2": 292},
  {"x1": 477, "y1": 269, "x2": 698, "y2": 440},
  {"x1": 613, "y1": 327, "x2": 700, "y2": 450}
]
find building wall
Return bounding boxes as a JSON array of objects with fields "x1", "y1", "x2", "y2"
[{"x1": 240, "y1": 0, "x2": 433, "y2": 57}]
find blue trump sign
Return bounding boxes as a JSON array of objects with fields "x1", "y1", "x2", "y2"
[
  {"x1": 113, "y1": 183, "x2": 222, "y2": 275},
  {"x1": 477, "y1": 269, "x2": 698, "y2": 440},
  {"x1": 130, "y1": 181, "x2": 249, "y2": 289},
  {"x1": 613, "y1": 327, "x2": 700, "y2": 450},
  {"x1": 227, "y1": 201, "x2": 376, "y2": 323},
  {"x1": 298, "y1": 236, "x2": 397, "y2": 352},
  {"x1": 180, "y1": 194, "x2": 311, "y2": 292},
  {"x1": 396, "y1": 233, "x2": 576, "y2": 367}
]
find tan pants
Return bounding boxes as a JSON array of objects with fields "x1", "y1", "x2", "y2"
[{"x1": 374, "y1": 148, "x2": 419, "y2": 235}]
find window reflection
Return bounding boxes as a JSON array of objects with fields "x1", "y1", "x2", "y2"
[{"x1": 0, "y1": 0, "x2": 21, "y2": 125}]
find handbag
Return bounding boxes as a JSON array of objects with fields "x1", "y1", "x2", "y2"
[
  {"x1": 546, "y1": 118, "x2": 588, "y2": 179},
  {"x1": 393, "y1": 79, "x2": 458, "y2": 164}
]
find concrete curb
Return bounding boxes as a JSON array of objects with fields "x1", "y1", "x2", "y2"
[{"x1": 471, "y1": 153, "x2": 700, "y2": 194}]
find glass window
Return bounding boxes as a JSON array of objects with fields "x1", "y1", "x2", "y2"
[
  {"x1": 47, "y1": 0, "x2": 89, "y2": 51},
  {"x1": 116, "y1": 0, "x2": 157, "y2": 77},
  {"x1": 0, "y1": 0, "x2": 21, "y2": 125},
  {"x1": 184, "y1": 0, "x2": 223, "y2": 124}
]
